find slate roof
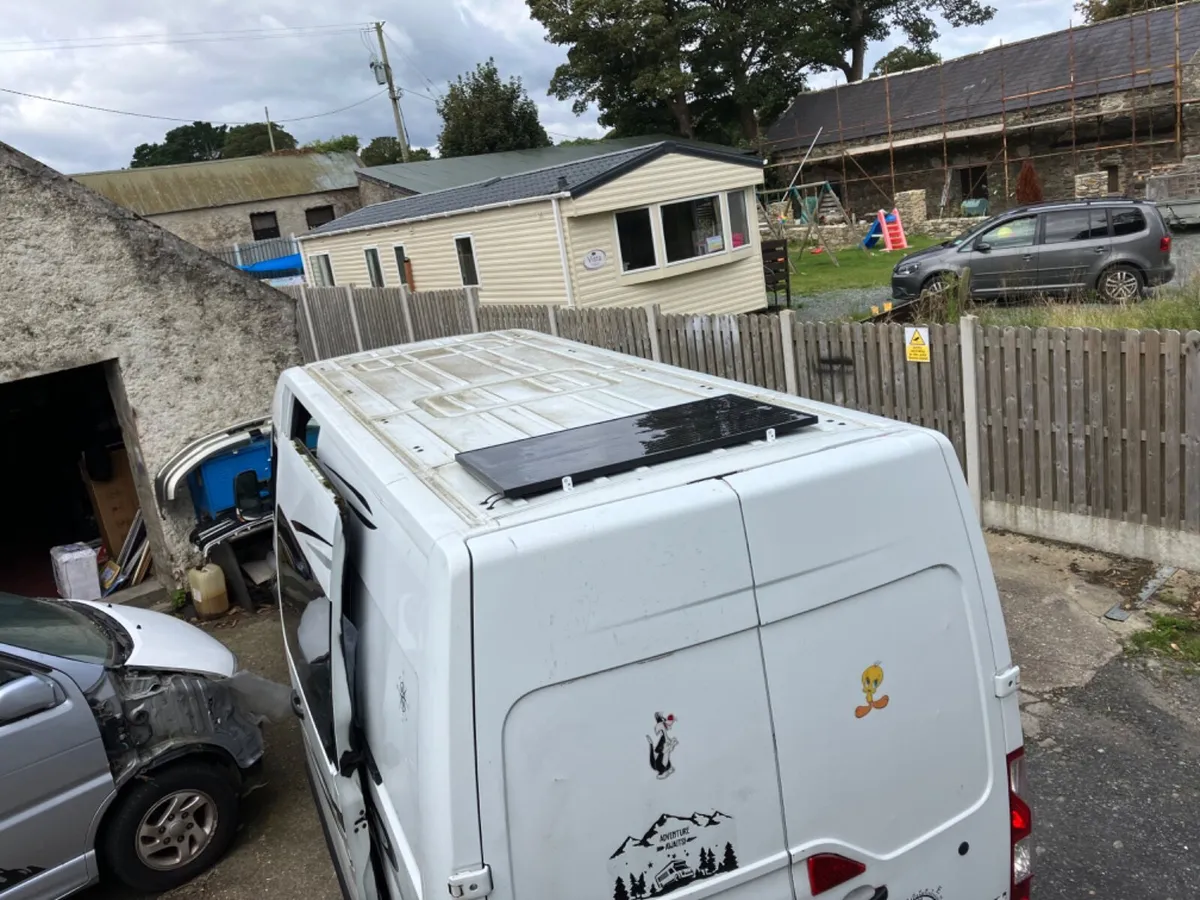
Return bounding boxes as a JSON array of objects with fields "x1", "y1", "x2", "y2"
[
  {"x1": 306, "y1": 142, "x2": 762, "y2": 238},
  {"x1": 72, "y1": 152, "x2": 362, "y2": 216},
  {"x1": 766, "y1": 2, "x2": 1200, "y2": 153},
  {"x1": 357, "y1": 135, "x2": 745, "y2": 194}
]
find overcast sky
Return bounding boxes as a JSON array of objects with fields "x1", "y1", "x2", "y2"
[{"x1": 0, "y1": 0, "x2": 1076, "y2": 174}]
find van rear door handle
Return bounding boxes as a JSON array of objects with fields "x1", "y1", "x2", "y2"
[{"x1": 1095, "y1": 246, "x2": 1108, "y2": 254}]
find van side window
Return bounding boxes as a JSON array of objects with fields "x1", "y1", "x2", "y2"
[
  {"x1": 289, "y1": 398, "x2": 321, "y2": 455},
  {"x1": 1112, "y1": 208, "x2": 1147, "y2": 237},
  {"x1": 276, "y1": 516, "x2": 335, "y2": 762}
]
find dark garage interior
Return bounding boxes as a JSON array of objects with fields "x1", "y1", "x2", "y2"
[{"x1": 0, "y1": 363, "x2": 129, "y2": 597}]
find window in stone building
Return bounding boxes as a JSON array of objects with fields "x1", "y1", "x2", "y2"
[
  {"x1": 1105, "y1": 165, "x2": 1120, "y2": 194},
  {"x1": 959, "y1": 166, "x2": 989, "y2": 200},
  {"x1": 305, "y1": 205, "x2": 336, "y2": 229},
  {"x1": 250, "y1": 211, "x2": 280, "y2": 241}
]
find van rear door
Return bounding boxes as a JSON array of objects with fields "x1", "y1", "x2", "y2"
[
  {"x1": 725, "y1": 432, "x2": 1010, "y2": 900},
  {"x1": 469, "y1": 481, "x2": 794, "y2": 900}
]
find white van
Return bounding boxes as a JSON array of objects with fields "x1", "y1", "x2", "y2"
[{"x1": 271, "y1": 330, "x2": 1031, "y2": 900}]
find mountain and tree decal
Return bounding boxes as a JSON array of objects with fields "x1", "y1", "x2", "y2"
[{"x1": 607, "y1": 811, "x2": 737, "y2": 897}]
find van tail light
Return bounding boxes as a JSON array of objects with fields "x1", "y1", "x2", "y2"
[
  {"x1": 1009, "y1": 747, "x2": 1033, "y2": 900},
  {"x1": 1161, "y1": 235, "x2": 1173, "y2": 253},
  {"x1": 807, "y1": 853, "x2": 866, "y2": 895}
]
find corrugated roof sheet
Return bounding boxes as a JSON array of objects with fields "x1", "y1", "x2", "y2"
[
  {"x1": 358, "y1": 135, "x2": 750, "y2": 194},
  {"x1": 307, "y1": 142, "x2": 762, "y2": 238},
  {"x1": 766, "y1": 3, "x2": 1200, "y2": 153},
  {"x1": 72, "y1": 151, "x2": 362, "y2": 216}
]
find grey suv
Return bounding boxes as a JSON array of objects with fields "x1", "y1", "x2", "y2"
[{"x1": 891, "y1": 198, "x2": 1174, "y2": 303}]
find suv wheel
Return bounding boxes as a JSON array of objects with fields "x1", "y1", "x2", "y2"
[
  {"x1": 921, "y1": 274, "x2": 950, "y2": 297},
  {"x1": 1098, "y1": 264, "x2": 1143, "y2": 303},
  {"x1": 99, "y1": 760, "x2": 239, "y2": 893}
]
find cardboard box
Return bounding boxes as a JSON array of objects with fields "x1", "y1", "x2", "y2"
[
  {"x1": 50, "y1": 543, "x2": 101, "y2": 601},
  {"x1": 81, "y1": 447, "x2": 140, "y2": 556}
]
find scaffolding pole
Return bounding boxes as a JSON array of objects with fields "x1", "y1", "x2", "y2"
[
  {"x1": 883, "y1": 61, "x2": 897, "y2": 202},
  {"x1": 999, "y1": 42, "x2": 1010, "y2": 204},
  {"x1": 835, "y1": 83, "x2": 851, "y2": 218},
  {"x1": 1176, "y1": 0, "x2": 1184, "y2": 161}
]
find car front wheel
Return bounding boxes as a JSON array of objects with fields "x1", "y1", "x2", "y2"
[
  {"x1": 1097, "y1": 264, "x2": 1143, "y2": 303},
  {"x1": 99, "y1": 760, "x2": 239, "y2": 893}
]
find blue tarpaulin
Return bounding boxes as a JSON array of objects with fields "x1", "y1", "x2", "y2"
[{"x1": 239, "y1": 253, "x2": 302, "y2": 274}]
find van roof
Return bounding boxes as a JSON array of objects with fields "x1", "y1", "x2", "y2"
[{"x1": 293, "y1": 331, "x2": 924, "y2": 534}]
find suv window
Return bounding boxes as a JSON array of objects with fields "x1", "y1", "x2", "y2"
[
  {"x1": 1043, "y1": 210, "x2": 1109, "y2": 244},
  {"x1": 1112, "y1": 208, "x2": 1147, "y2": 237},
  {"x1": 979, "y1": 216, "x2": 1036, "y2": 250}
]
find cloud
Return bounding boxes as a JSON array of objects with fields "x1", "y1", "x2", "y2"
[
  {"x1": 0, "y1": 0, "x2": 600, "y2": 172},
  {"x1": 1, "y1": 0, "x2": 1075, "y2": 172}
]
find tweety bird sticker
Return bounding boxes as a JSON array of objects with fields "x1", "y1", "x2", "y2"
[{"x1": 855, "y1": 662, "x2": 890, "y2": 719}]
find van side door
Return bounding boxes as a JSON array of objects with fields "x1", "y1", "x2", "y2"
[
  {"x1": 274, "y1": 432, "x2": 376, "y2": 900},
  {"x1": 1037, "y1": 208, "x2": 1111, "y2": 294}
]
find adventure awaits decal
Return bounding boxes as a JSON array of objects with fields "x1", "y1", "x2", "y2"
[{"x1": 608, "y1": 811, "x2": 738, "y2": 897}]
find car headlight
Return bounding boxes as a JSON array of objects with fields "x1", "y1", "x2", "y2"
[{"x1": 894, "y1": 261, "x2": 922, "y2": 277}]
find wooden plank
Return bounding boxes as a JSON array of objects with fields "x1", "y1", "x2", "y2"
[
  {"x1": 1125, "y1": 330, "x2": 1143, "y2": 524},
  {"x1": 848, "y1": 324, "x2": 866, "y2": 412},
  {"x1": 731, "y1": 316, "x2": 746, "y2": 383},
  {"x1": 1144, "y1": 329, "x2": 1162, "y2": 528},
  {"x1": 1003, "y1": 329, "x2": 1021, "y2": 504},
  {"x1": 1036, "y1": 328, "x2": 1054, "y2": 511},
  {"x1": 771, "y1": 318, "x2": 787, "y2": 392},
  {"x1": 975, "y1": 324, "x2": 991, "y2": 500},
  {"x1": 795, "y1": 321, "x2": 812, "y2": 398},
  {"x1": 1067, "y1": 329, "x2": 1086, "y2": 514},
  {"x1": 1105, "y1": 329, "x2": 1124, "y2": 520},
  {"x1": 666, "y1": 315, "x2": 682, "y2": 368},
  {"x1": 930, "y1": 324, "x2": 947, "y2": 439},
  {"x1": 704, "y1": 317, "x2": 719, "y2": 378},
  {"x1": 987, "y1": 327, "x2": 1007, "y2": 500},
  {"x1": 1017, "y1": 328, "x2": 1035, "y2": 506},
  {"x1": 1087, "y1": 329, "x2": 1105, "y2": 515},
  {"x1": 891, "y1": 326, "x2": 908, "y2": 423},
  {"x1": 687, "y1": 317, "x2": 703, "y2": 375},
  {"x1": 1164, "y1": 330, "x2": 1183, "y2": 527},
  {"x1": 1186, "y1": 331, "x2": 1200, "y2": 531},
  {"x1": 834, "y1": 323, "x2": 851, "y2": 407},
  {"x1": 863, "y1": 325, "x2": 880, "y2": 415},
  {"x1": 878, "y1": 324, "x2": 894, "y2": 419},
  {"x1": 919, "y1": 327, "x2": 936, "y2": 431},
  {"x1": 744, "y1": 317, "x2": 760, "y2": 387}
]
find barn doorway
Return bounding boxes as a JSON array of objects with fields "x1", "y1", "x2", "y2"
[{"x1": 0, "y1": 363, "x2": 139, "y2": 597}]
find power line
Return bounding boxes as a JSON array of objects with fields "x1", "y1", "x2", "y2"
[
  {"x1": 0, "y1": 23, "x2": 370, "y2": 46},
  {"x1": 0, "y1": 85, "x2": 388, "y2": 125},
  {"x1": 382, "y1": 30, "x2": 440, "y2": 97}
]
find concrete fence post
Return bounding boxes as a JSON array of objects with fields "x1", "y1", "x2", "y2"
[
  {"x1": 233, "y1": 243, "x2": 243, "y2": 267},
  {"x1": 646, "y1": 304, "x2": 662, "y2": 362},
  {"x1": 465, "y1": 286, "x2": 481, "y2": 334},
  {"x1": 547, "y1": 304, "x2": 560, "y2": 338},
  {"x1": 960, "y1": 314, "x2": 982, "y2": 521},
  {"x1": 344, "y1": 285, "x2": 364, "y2": 351},
  {"x1": 398, "y1": 284, "x2": 415, "y2": 343},
  {"x1": 779, "y1": 309, "x2": 798, "y2": 395}
]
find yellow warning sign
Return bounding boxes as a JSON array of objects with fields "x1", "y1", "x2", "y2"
[{"x1": 905, "y1": 326, "x2": 931, "y2": 363}]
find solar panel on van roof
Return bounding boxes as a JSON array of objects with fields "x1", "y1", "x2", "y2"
[{"x1": 456, "y1": 393, "x2": 818, "y2": 500}]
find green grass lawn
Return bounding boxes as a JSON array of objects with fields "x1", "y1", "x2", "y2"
[{"x1": 788, "y1": 234, "x2": 944, "y2": 296}]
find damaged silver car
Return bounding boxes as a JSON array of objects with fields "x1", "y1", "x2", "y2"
[{"x1": 0, "y1": 592, "x2": 270, "y2": 899}]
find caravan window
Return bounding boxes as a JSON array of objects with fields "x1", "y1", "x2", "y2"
[{"x1": 661, "y1": 195, "x2": 724, "y2": 263}]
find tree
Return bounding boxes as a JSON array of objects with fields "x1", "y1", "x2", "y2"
[
  {"x1": 437, "y1": 59, "x2": 551, "y2": 158},
  {"x1": 1076, "y1": 0, "x2": 1175, "y2": 22},
  {"x1": 530, "y1": 0, "x2": 812, "y2": 143},
  {"x1": 806, "y1": 0, "x2": 995, "y2": 83},
  {"x1": 360, "y1": 137, "x2": 432, "y2": 166},
  {"x1": 613, "y1": 876, "x2": 629, "y2": 900},
  {"x1": 719, "y1": 842, "x2": 738, "y2": 873},
  {"x1": 870, "y1": 45, "x2": 942, "y2": 77},
  {"x1": 304, "y1": 134, "x2": 360, "y2": 153},
  {"x1": 630, "y1": 873, "x2": 647, "y2": 898},
  {"x1": 1015, "y1": 159, "x2": 1044, "y2": 204},
  {"x1": 222, "y1": 122, "x2": 297, "y2": 158},
  {"x1": 130, "y1": 122, "x2": 227, "y2": 168}
]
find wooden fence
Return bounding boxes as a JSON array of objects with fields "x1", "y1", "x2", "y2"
[{"x1": 278, "y1": 284, "x2": 1200, "y2": 561}]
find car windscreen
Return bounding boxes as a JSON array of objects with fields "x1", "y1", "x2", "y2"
[
  {"x1": 0, "y1": 593, "x2": 118, "y2": 666},
  {"x1": 946, "y1": 217, "x2": 996, "y2": 247}
]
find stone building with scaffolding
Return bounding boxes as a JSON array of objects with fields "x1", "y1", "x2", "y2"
[{"x1": 764, "y1": 3, "x2": 1200, "y2": 222}]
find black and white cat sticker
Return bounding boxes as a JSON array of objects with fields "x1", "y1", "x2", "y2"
[{"x1": 647, "y1": 712, "x2": 678, "y2": 779}]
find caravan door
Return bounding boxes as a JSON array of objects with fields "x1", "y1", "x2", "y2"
[{"x1": 275, "y1": 434, "x2": 376, "y2": 900}]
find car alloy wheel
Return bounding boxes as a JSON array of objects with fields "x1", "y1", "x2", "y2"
[
  {"x1": 1101, "y1": 267, "x2": 1140, "y2": 303},
  {"x1": 135, "y1": 789, "x2": 219, "y2": 870}
]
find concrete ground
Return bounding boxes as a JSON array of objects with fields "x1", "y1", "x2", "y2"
[{"x1": 87, "y1": 532, "x2": 1199, "y2": 900}]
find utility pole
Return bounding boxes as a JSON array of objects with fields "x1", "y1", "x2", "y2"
[
  {"x1": 264, "y1": 106, "x2": 276, "y2": 152},
  {"x1": 373, "y1": 21, "x2": 411, "y2": 163}
]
